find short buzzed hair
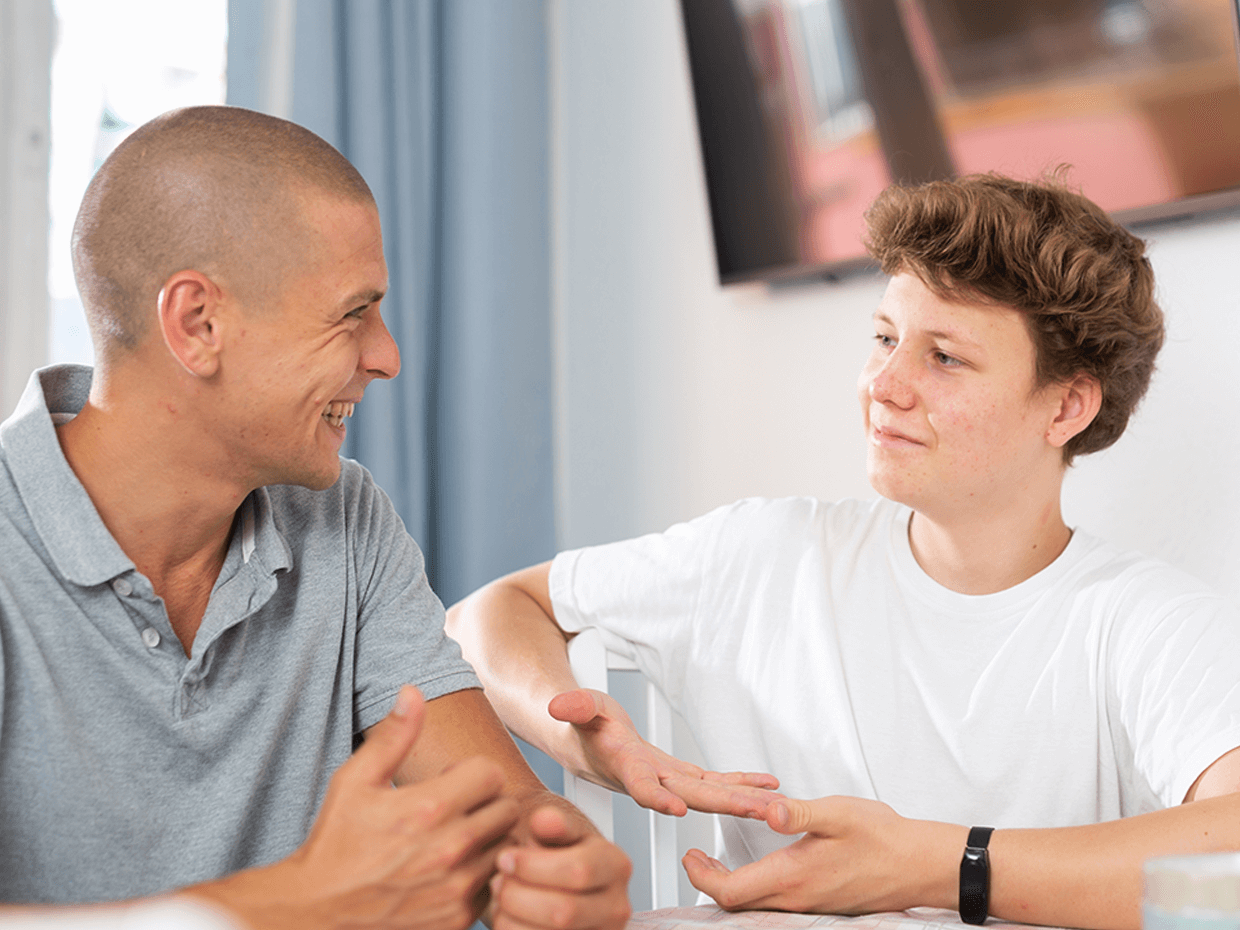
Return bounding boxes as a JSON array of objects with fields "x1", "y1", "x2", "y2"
[
  {"x1": 71, "y1": 105, "x2": 374, "y2": 361},
  {"x1": 864, "y1": 172, "x2": 1164, "y2": 465}
]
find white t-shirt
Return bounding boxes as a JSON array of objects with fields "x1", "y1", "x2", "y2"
[{"x1": 549, "y1": 497, "x2": 1240, "y2": 868}]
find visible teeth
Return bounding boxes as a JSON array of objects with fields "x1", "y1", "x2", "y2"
[{"x1": 322, "y1": 401, "x2": 355, "y2": 427}]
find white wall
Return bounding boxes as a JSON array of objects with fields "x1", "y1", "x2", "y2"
[
  {"x1": 551, "y1": 0, "x2": 1240, "y2": 599},
  {"x1": 550, "y1": 0, "x2": 1240, "y2": 907}
]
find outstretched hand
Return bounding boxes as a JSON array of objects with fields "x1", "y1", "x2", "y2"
[
  {"x1": 683, "y1": 795, "x2": 944, "y2": 916},
  {"x1": 548, "y1": 688, "x2": 781, "y2": 819}
]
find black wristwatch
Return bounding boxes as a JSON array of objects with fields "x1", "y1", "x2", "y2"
[{"x1": 959, "y1": 825, "x2": 994, "y2": 925}]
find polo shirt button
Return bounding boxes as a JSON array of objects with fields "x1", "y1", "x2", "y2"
[
  {"x1": 112, "y1": 578, "x2": 133, "y2": 597},
  {"x1": 141, "y1": 627, "x2": 161, "y2": 649}
]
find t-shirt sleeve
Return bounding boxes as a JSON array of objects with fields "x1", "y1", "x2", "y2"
[
  {"x1": 549, "y1": 500, "x2": 766, "y2": 708},
  {"x1": 343, "y1": 463, "x2": 481, "y2": 733},
  {"x1": 1110, "y1": 580, "x2": 1240, "y2": 807}
]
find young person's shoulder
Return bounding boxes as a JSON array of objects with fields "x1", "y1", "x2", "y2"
[
  {"x1": 1057, "y1": 528, "x2": 1231, "y2": 629},
  {"x1": 678, "y1": 495, "x2": 902, "y2": 558}
]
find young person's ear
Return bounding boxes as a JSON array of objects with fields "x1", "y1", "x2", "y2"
[
  {"x1": 1046, "y1": 374, "x2": 1102, "y2": 449},
  {"x1": 158, "y1": 270, "x2": 225, "y2": 378}
]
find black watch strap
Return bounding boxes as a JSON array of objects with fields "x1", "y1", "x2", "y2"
[{"x1": 959, "y1": 825, "x2": 994, "y2": 925}]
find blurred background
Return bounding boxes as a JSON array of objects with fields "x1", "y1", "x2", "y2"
[{"x1": 2, "y1": 0, "x2": 1240, "y2": 911}]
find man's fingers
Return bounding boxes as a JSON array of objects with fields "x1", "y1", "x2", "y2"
[
  {"x1": 547, "y1": 689, "x2": 607, "y2": 727},
  {"x1": 524, "y1": 805, "x2": 586, "y2": 848},
  {"x1": 347, "y1": 685, "x2": 426, "y2": 788},
  {"x1": 394, "y1": 755, "x2": 511, "y2": 826},
  {"x1": 498, "y1": 828, "x2": 629, "y2": 897},
  {"x1": 493, "y1": 877, "x2": 631, "y2": 930}
]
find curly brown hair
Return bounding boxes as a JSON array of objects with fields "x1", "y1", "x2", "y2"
[{"x1": 864, "y1": 172, "x2": 1164, "y2": 464}]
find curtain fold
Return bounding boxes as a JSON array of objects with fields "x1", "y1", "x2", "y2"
[{"x1": 227, "y1": 0, "x2": 556, "y2": 613}]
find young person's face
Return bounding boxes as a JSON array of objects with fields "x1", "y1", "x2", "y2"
[
  {"x1": 221, "y1": 195, "x2": 400, "y2": 490},
  {"x1": 857, "y1": 272, "x2": 1067, "y2": 520}
]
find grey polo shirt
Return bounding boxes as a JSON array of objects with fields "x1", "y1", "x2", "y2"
[{"x1": 0, "y1": 365, "x2": 481, "y2": 904}]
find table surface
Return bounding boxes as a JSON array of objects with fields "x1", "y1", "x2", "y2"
[{"x1": 628, "y1": 904, "x2": 1069, "y2": 930}]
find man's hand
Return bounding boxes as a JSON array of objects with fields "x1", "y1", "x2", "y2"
[
  {"x1": 549, "y1": 688, "x2": 781, "y2": 819},
  {"x1": 194, "y1": 686, "x2": 521, "y2": 930},
  {"x1": 490, "y1": 805, "x2": 632, "y2": 930},
  {"x1": 683, "y1": 796, "x2": 956, "y2": 915}
]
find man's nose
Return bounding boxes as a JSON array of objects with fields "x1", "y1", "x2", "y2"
[{"x1": 361, "y1": 312, "x2": 401, "y2": 381}]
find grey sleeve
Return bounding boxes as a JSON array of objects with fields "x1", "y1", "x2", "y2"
[{"x1": 342, "y1": 463, "x2": 481, "y2": 733}]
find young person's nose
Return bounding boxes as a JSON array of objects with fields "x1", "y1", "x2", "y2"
[{"x1": 867, "y1": 351, "x2": 916, "y2": 410}]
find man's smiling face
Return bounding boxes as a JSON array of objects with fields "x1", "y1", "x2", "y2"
[
  {"x1": 220, "y1": 193, "x2": 400, "y2": 491},
  {"x1": 857, "y1": 272, "x2": 1067, "y2": 522}
]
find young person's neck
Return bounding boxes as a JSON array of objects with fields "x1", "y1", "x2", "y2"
[{"x1": 907, "y1": 489, "x2": 1072, "y2": 596}]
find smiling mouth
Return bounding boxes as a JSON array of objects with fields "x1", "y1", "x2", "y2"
[
  {"x1": 322, "y1": 401, "x2": 355, "y2": 428},
  {"x1": 872, "y1": 425, "x2": 923, "y2": 446}
]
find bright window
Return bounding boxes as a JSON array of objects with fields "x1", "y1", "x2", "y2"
[{"x1": 48, "y1": 0, "x2": 228, "y2": 365}]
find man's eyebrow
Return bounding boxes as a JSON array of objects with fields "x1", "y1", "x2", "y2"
[{"x1": 343, "y1": 288, "x2": 386, "y2": 308}]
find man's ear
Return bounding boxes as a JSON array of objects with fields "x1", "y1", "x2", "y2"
[
  {"x1": 1046, "y1": 373, "x2": 1102, "y2": 449},
  {"x1": 158, "y1": 270, "x2": 225, "y2": 377}
]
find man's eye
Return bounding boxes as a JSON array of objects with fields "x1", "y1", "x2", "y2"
[{"x1": 934, "y1": 351, "x2": 962, "y2": 366}]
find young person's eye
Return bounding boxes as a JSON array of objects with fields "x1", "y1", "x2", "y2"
[
  {"x1": 874, "y1": 333, "x2": 896, "y2": 349},
  {"x1": 934, "y1": 350, "x2": 962, "y2": 367}
]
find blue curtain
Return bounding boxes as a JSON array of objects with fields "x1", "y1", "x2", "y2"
[{"x1": 227, "y1": 0, "x2": 560, "y2": 787}]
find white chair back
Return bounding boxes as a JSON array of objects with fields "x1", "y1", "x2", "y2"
[{"x1": 563, "y1": 628, "x2": 680, "y2": 908}]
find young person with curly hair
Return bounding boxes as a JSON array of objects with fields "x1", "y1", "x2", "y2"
[{"x1": 448, "y1": 174, "x2": 1240, "y2": 930}]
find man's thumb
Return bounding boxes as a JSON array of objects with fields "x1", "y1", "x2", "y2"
[{"x1": 352, "y1": 685, "x2": 426, "y2": 786}]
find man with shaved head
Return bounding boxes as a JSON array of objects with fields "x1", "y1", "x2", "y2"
[{"x1": 0, "y1": 106, "x2": 645, "y2": 929}]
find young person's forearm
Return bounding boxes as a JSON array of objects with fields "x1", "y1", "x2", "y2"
[
  {"x1": 966, "y1": 793, "x2": 1240, "y2": 930},
  {"x1": 446, "y1": 567, "x2": 586, "y2": 768}
]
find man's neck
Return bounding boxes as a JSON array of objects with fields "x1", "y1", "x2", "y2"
[
  {"x1": 907, "y1": 489, "x2": 1072, "y2": 596},
  {"x1": 55, "y1": 384, "x2": 251, "y2": 653}
]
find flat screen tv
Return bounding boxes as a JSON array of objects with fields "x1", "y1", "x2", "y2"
[{"x1": 681, "y1": 0, "x2": 1240, "y2": 283}]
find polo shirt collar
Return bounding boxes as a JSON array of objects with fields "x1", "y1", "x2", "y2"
[
  {"x1": 0, "y1": 365, "x2": 292, "y2": 587},
  {"x1": 1, "y1": 366, "x2": 131, "y2": 587}
]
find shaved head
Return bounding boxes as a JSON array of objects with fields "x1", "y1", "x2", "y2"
[{"x1": 71, "y1": 105, "x2": 374, "y2": 362}]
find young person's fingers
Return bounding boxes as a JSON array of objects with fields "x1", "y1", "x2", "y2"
[
  {"x1": 701, "y1": 770, "x2": 781, "y2": 790},
  {"x1": 660, "y1": 772, "x2": 782, "y2": 819}
]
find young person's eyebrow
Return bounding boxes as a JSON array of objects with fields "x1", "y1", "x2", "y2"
[{"x1": 873, "y1": 312, "x2": 982, "y2": 349}]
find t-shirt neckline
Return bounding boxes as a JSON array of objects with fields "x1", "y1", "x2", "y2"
[{"x1": 886, "y1": 502, "x2": 1092, "y2": 615}]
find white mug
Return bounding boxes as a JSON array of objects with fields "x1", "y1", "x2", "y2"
[{"x1": 1144, "y1": 853, "x2": 1240, "y2": 930}]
